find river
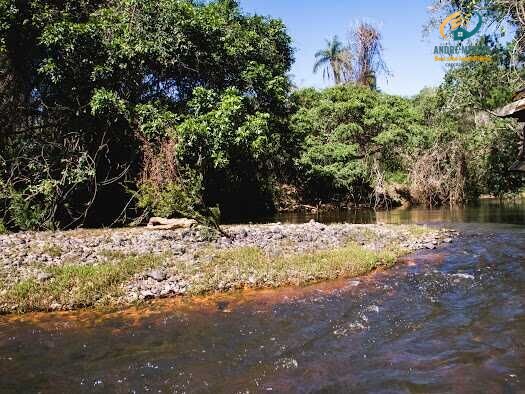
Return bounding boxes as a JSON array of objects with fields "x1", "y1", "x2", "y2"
[{"x1": 1, "y1": 199, "x2": 524, "y2": 393}]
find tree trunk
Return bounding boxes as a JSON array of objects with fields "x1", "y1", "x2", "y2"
[{"x1": 518, "y1": 123, "x2": 524, "y2": 160}]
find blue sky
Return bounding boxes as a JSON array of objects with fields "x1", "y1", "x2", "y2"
[{"x1": 238, "y1": 0, "x2": 449, "y2": 96}]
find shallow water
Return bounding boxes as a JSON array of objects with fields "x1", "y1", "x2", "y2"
[{"x1": 1, "y1": 199, "x2": 525, "y2": 393}]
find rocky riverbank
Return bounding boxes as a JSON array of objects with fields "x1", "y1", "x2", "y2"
[{"x1": 0, "y1": 221, "x2": 456, "y2": 313}]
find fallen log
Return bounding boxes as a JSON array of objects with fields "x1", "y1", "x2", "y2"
[{"x1": 147, "y1": 217, "x2": 197, "y2": 230}]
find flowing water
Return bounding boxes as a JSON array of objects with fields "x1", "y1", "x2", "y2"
[{"x1": 1, "y1": 199, "x2": 525, "y2": 393}]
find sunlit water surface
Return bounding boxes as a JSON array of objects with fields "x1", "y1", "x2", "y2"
[{"x1": 1, "y1": 199, "x2": 525, "y2": 393}]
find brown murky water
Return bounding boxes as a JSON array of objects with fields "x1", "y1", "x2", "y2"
[{"x1": 1, "y1": 199, "x2": 525, "y2": 393}]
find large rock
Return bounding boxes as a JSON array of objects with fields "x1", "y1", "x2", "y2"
[{"x1": 147, "y1": 217, "x2": 197, "y2": 230}]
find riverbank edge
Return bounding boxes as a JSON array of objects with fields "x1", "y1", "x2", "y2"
[{"x1": 0, "y1": 223, "x2": 456, "y2": 314}]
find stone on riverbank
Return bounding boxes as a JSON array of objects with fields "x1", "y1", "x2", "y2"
[{"x1": 147, "y1": 269, "x2": 167, "y2": 282}]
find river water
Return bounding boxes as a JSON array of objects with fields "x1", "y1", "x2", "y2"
[{"x1": 1, "y1": 199, "x2": 525, "y2": 393}]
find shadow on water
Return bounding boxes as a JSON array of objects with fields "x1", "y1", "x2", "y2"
[{"x1": 1, "y1": 198, "x2": 525, "y2": 393}]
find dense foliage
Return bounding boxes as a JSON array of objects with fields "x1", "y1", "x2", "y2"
[
  {"x1": 412, "y1": 41, "x2": 524, "y2": 203},
  {"x1": 290, "y1": 86, "x2": 426, "y2": 206},
  {"x1": 0, "y1": 0, "x2": 295, "y2": 229},
  {"x1": 290, "y1": 39, "x2": 524, "y2": 207},
  {"x1": 0, "y1": 0, "x2": 523, "y2": 231}
]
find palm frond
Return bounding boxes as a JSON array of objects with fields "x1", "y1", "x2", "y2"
[
  {"x1": 313, "y1": 57, "x2": 328, "y2": 73},
  {"x1": 313, "y1": 35, "x2": 352, "y2": 85}
]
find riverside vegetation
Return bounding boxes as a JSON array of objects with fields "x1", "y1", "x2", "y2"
[{"x1": 0, "y1": 0, "x2": 523, "y2": 232}]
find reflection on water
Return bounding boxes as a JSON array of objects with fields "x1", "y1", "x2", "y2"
[
  {"x1": 277, "y1": 198, "x2": 525, "y2": 226},
  {"x1": 1, "y1": 199, "x2": 525, "y2": 393},
  {"x1": 376, "y1": 198, "x2": 525, "y2": 226}
]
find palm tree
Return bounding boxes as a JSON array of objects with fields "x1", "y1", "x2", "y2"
[{"x1": 313, "y1": 36, "x2": 352, "y2": 85}]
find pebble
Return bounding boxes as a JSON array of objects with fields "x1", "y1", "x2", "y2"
[
  {"x1": 36, "y1": 272, "x2": 53, "y2": 282},
  {"x1": 147, "y1": 270, "x2": 167, "y2": 282},
  {"x1": 366, "y1": 305, "x2": 380, "y2": 313},
  {"x1": 140, "y1": 290, "x2": 154, "y2": 300},
  {"x1": 452, "y1": 273, "x2": 475, "y2": 280}
]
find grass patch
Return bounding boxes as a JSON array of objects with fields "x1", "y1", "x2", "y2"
[
  {"x1": 180, "y1": 242, "x2": 406, "y2": 295},
  {"x1": 1, "y1": 253, "x2": 166, "y2": 313}
]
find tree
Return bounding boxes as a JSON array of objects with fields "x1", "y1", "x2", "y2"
[
  {"x1": 0, "y1": 0, "x2": 295, "y2": 229},
  {"x1": 313, "y1": 36, "x2": 352, "y2": 85},
  {"x1": 291, "y1": 85, "x2": 424, "y2": 205},
  {"x1": 314, "y1": 24, "x2": 389, "y2": 90},
  {"x1": 409, "y1": 42, "x2": 525, "y2": 204},
  {"x1": 349, "y1": 22, "x2": 389, "y2": 89}
]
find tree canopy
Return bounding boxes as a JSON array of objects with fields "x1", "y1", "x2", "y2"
[
  {"x1": 0, "y1": 0, "x2": 522, "y2": 232},
  {"x1": 0, "y1": 0, "x2": 294, "y2": 229},
  {"x1": 291, "y1": 85, "x2": 426, "y2": 205}
]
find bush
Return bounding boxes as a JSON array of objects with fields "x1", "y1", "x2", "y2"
[{"x1": 409, "y1": 141, "x2": 468, "y2": 206}]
